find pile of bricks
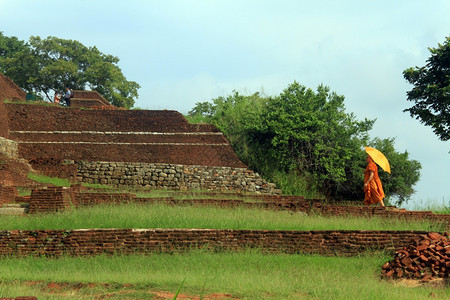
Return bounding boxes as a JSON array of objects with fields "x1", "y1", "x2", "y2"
[{"x1": 381, "y1": 232, "x2": 450, "y2": 282}]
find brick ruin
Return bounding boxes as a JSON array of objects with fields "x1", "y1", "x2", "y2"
[
  {"x1": 70, "y1": 90, "x2": 112, "y2": 108},
  {"x1": 0, "y1": 98, "x2": 278, "y2": 194},
  {"x1": 0, "y1": 227, "x2": 437, "y2": 258},
  {"x1": 0, "y1": 73, "x2": 26, "y2": 101},
  {"x1": 20, "y1": 186, "x2": 450, "y2": 230},
  {"x1": 381, "y1": 232, "x2": 450, "y2": 282}
]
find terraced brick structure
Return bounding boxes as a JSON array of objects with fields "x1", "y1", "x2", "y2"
[
  {"x1": 0, "y1": 73, "x2": 278, "y2": 194},
  {"x1": 70, "y1": 90, "x2": 113, "y2": 108}
]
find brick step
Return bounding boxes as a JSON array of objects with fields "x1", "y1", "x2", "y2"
[{"x1": 19, "y1": 143, "x2": 247, "y2": 168}]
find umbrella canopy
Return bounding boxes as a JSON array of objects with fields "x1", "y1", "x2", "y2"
[{"x1": 364, "y1": 146, "x2": 391, "y2": 174}]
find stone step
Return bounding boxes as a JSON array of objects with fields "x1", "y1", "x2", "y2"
[
  {"x1": 2, "y1": 203, "x2": 24, "y2": 208},
  {"x1": 0, "y1": 203, "x2": 29, "y2": 215},
  {"x1": 0, "y1": 207, "x2": 28, "y2": 215}
]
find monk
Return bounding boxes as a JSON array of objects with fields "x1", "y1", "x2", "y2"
[{"x1": 364, "y1": 155, "x2": 385, "y2": 207}]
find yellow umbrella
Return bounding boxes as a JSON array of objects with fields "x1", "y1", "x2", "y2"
[{"x1": 364, "y1": 146, "x2": 391, "y2": 174}]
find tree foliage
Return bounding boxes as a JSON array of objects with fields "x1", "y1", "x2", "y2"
[
  {"x1": 0, "y1": 34, "x2": 140, "y2": 108},
  {"x1": 0, "y1": 32, "x2": 27, "y2": 59},
  {"x1": 403, "y1": 36, "x2": 450, "y2": 141},
  {"x1": 188, "y1": 82, "x2": 421, "y2": 204}
]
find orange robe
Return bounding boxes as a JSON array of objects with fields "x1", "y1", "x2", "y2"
[{"x1": 364, "y1": 161, "x2": 385, "y2": 205}]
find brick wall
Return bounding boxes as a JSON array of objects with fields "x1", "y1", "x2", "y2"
[
  {"x1": 18, "y1": 143, "x2": 246, "y2": 168},
  {"x1": 10, "y1": 131, "x2": 228, "y2": 144},
  {"x1": 0, "y1": 228, "x2": 441, "y2": 257},
  {"x1": 0, "y1": 184, "x2": 17, "y2": 205},
  {"x1": 28, "y1": 186, "x2": 73, "y2": 213},
  {"x1": 71, "y1": 90, "x2": 111, "y2": 107},
  {"x1": 6, "y1": 104, "x2": 195, "y2": 132},
  {"x1": 71, "y1": 98, "x2": 109, "y2": 108},
  {"x1": 28, "y1": 157, "x2": 79, "y2": 179},
  {"x1": 6, "y1": 103, "x2": 247, "y2": 168},
  {"x1": 0, "y1": 73, "x2": 26, "y2": 101},
  {"x1": 0, "y1": 100, "x2": 9, "y2": 138}
]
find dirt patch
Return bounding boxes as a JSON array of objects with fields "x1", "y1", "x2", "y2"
[
  {"x1": 393, "y1": 278, "x2": 449, "y2": 288},
  {"x1": 0, "y1": 154, "x2": 37, "y2": 187},
  {"x1": 22, "y1": 281, "x2": 239, "y2": 299},
  {"x1": 0, "y1": 73, "x2": 26, "y2": 101}
]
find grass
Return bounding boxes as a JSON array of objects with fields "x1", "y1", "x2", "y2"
[
  {"x1": 26, "y1": 172, "x2": 71, "y2": 187},
  {"x1": 4, "y1": 173, "x2": 447, "y2": 298},
  {"x1": 0, "y1": 203, "x2": 445, "y2": 231},
  {"x1": 0, "y1": 251, "x2": 448, "y2": 299},
  {"x1": 410, "y1": 198, "x2": 450, "y2": 214},
  {"x1": 4, "y1": 99, "x2": 54, "y2": 106}
]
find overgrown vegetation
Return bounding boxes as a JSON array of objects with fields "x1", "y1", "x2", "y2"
[
  {"x1": 0, "y1": 251, "x2": 448, "y2": 299},
  {"x1": 403, "y1": 36, "x2": 450, "y2": 141},
  {"x1": 0, "y1": 203, "x2": 445, "y2": 232},
  {"x1": 0, "y1": 33, "x2": 140, "y2": 108},
  {"x1": 187, "y1": 83, "x2": 421, "y2": 205},
  {"x1": 26, "y1": 172, "x2": 71, "y2": 187}
]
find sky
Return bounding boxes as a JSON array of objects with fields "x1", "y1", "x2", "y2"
[{"x1": 1, "y1": 0, "x2": 449, "y2": 210}]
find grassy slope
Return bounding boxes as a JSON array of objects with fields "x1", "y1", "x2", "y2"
[{"x1": 0, "y1": 203, "x2": 445, "y2": 232}]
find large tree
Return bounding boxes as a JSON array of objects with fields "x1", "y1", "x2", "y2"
[
  {"x1": 188, "y1": 82, "x2": 422, "y2": 204},
  {"x1": 0, "y1": 31, "x2": 27, "y2": 59},
  {"x1": 0, "y1": 35, "x2": 140, "y2": 108},
  {"x1": 403, "y1": 37, "x2": 450, "y2": 141}
]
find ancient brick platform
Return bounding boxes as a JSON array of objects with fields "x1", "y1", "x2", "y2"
[
  {"x1": 0, "y1": 228, "x2": 437, "y2": 257},
  {"x1": 3, "y1": 103, "x2": 247, "y2": 168}
]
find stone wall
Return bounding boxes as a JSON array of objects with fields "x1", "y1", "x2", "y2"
[
  {"x1": 75, "y1": 161, "x2": 278, "y2": 194},
  {"x1": 0, "y1": 136, "x2": 18, "y2": 158},
  {"x1": 0, "y1": 228, "x2": 440, "y2": 257}
]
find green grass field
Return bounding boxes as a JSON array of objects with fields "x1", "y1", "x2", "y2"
[
  {"x1": 0, "y1": 203, "x2": 446, "y2": 232},
  {"x1": 1, "y1": 173, "x2": 448, "y2": 298},
  {"x1": 0, "y1": 203, "x2": 448, "y2": 299},
  {"x1": 0, "y1": 251, "x2": 448, "y2": 299}
]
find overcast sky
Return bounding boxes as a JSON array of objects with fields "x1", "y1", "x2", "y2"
[{"x1": 1, "y1": 0, "x2": 449, "y2": 209}]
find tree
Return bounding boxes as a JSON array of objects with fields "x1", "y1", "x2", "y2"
[
  {"x1": 188, "y1": 82, "x2": 422, "y2": 204},
  {"x1": 403, "y1": 37, "x2": 450, "y2": 141},
  {"x1": 259, "y1": 82, "x2": 375, "y2": 199},
  {"x1": 0, "y1": 35, "x2": 140, "y2": 108},
  {"x1": 0, "y1": 31, "x2": 27, "y2": 60}
]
